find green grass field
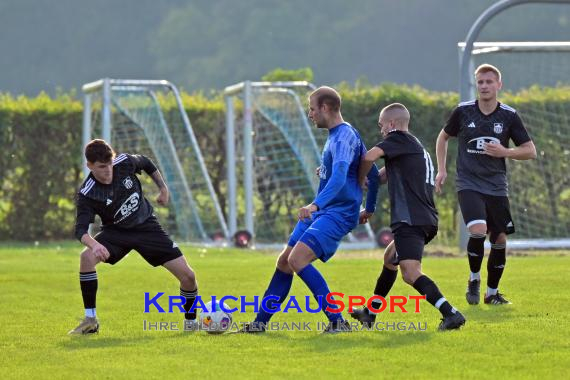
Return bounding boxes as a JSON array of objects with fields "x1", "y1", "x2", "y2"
[{"x1": 1, "y1": 243, "x2": 569, "y2": 379}]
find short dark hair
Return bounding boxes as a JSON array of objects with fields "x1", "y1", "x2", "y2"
[
  {"x1": 85, "y1": 139, "x2": 115, "y2": 163},
  {"x1": 311, "y1": 86, "x2": 341, "y2": 112}
]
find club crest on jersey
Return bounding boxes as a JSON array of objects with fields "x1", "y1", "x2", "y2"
[
  {"x1": 493, "y1": 123, "x2": 503, "y2": 134},
  {"x1": 123, "y1": 176, "x2": 133, "y2": 189}
]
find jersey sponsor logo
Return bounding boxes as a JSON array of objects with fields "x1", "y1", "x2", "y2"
[
  {"x1": 466, "y1": 136, "x2": 500, "y2": 154},
  {"x1": 493, "y1": 123, "x2": 503, "y2": 134},
  {"x1": 467, "y1": 121, "x2": 476, "y2": 129},
  {"x1": 123, "y1": 176, "x2": 133, "y2": 189},
  {"x1": 114, "y1": 192, "x2": 140, "y2": 222}
]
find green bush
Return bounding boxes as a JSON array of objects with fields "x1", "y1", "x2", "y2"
[{"x1": 1, "y1": 84, "x2": 568, "y2": 242}]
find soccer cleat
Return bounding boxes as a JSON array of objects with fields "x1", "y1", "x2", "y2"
[
  {"x1": 438, "y1": 311, "x2": 466, "y2": 331},
  {"x1": 484, "y1": 292, "x2": 512, "y2": 305},
  {"x1": 466, "y1": 279, "x2": 481, "y2": 305},
  {"x1": 349, "y1": 307, "x2": 376, "y2": 328},
  {"x1": 233, "y1": 322, "x2": 266, "y2": 334},
  {"x1": 322, "y1": 319, "x2": 352, "y2": 334},
  {"x1": 68, "y1": 317, "x2": 99, "y2": 335}
]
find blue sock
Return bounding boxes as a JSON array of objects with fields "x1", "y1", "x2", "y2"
[
  {"x1": 254, "y1": 269, "x2": 294, "y2": 324},
  {"x1": 297, "y1": 264, "x2": 343, "y2": 323}
]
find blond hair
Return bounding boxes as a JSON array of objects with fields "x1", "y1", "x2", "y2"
[{"x1": 474, "y1": 63, "x2": 502, "y2": 81}]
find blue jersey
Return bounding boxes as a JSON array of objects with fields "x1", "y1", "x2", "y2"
[{"x1": 313, "y1": 122, "x2": 378, "y2": 227}]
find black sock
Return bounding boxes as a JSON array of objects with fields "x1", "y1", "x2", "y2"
[
  {"x1": 467, "y1": 233, "x2": 486, "y2": 274},
  {"x1": 413, "y1": 275, "x2": 455, "y2": 317},
  {"x1": 487, "y1": 243, "x2": 506, "y2": 289},
  {"x1": 181, "y1": 288, "x2": 198, "y2": 320},
  {"x1": 80, "y1": 271, "x2": 98, "y2": 309},
  {"x1": 369, "y1": 266, "x2": 398, "y2": 314}
]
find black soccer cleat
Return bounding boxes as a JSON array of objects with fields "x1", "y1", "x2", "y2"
[
  {"x1": 438, "y1": 311, "x2": 466, "y2": 331},
  {"x1": 322, "y1": 319, "x2": 352, "y2": 334},
  {"x1": 484, "y1": 292, "x2": 512, "y2": 305},
  {"x1": 349, "y1": 307, "x2": 376, "y2": 328},
  {"x1": 466, "y1": 279, "x2": 481, "y2": 305},
  {"x1": 233, "y1": 322, "x2": 266, "y2": 334}
]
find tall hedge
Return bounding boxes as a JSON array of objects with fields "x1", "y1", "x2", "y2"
[{"x1": 1, "y1": 85, "x2": 568, "y2": 243}]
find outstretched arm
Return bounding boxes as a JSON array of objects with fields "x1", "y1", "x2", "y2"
[
  {"x1": 358, "y1": 147, "x2": 385, "y2": 187},
  {"x1": 359, "y1": 162, "x2": 380, "y2": 224},
  {"x1": 435, "y1": 129, "x2": 451, "y2": 194}
]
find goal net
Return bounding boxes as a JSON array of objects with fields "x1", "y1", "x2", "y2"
[{"x1": 225, "y1": 81, "x2": 375, "y2": 247}]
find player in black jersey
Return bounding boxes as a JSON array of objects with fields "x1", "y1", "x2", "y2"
[
  {"x1": 435, "y1": 64, "x2": 536, "y2": 306},
  {"x1": 351, "y1": 103, "x2": 465, "y2": 331},
  {"x1": 69, "y1": 139, "x2": 199, "y2": 335}
]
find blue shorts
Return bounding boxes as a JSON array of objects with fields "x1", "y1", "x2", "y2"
[{"x1": 287, "y1": 213, "x2": 354, "y2": 262}]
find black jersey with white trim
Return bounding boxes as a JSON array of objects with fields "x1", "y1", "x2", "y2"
[
  {"x1": 74, "y1": 153, "x2": 158, "y2": 241},
  {"x1": 376, "y1": 131, "x2": 438, "y2": 229},
  {"x1": 444, "y1": 100, "x2": 531, "y2": 196}
]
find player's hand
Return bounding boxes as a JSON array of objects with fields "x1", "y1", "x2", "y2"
[
  {"x1": 315, "y1": 166, "x2": 321, "y2": 177},
  {"x1": 298, "y1": 203, "x2": 318, "y2": 220},
  {"x1": 484, "y1": 142, "x2": 508, "y2": 158},
  {"x1": 435, "y1": 171, "x2": 447, "y2": 194},
  {"x1": 359, "y1": 210, "x2": 373, "y2": 224},
  {"x1": 90, "y1": 242, "x2": 110, "y2": 262},
  {"x1": 156, "y1": 187, "x2": 169, "y2": 206}
]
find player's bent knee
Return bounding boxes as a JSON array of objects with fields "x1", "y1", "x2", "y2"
[
  {"x1": 468, "y1": 223, "x2": 487, "y2": 236},
  {"x1": 182, "y1": 269, "x2": 196, "y2": 284},
  {"x1": 401, "y1": 273, "x2": 415, "y2": 285},
  {"x1": 276, "y1": 248, "x2": 294, "y2": 273},
  {"x1": 174, "y1": 267, "x2": 196, "y2": 289},
  {"x1": 490, "y1": 232, "x2": 507, "y2": 244},
  {"x1": 400, "y1": 268, "x2": 420, "y2": 285},
  {"x1": 383, "y1": 248, "x2": 396, "y2": 264},
  {"x1": 287, "y1": 254, "x2": 307, "y2": 273},
  {"x1": 80, "y1": 248, "x2": 100, "y2": 265}
]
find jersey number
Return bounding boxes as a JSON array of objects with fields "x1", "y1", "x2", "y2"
[{"x1": 423, "y1": 149, "x2": 434, "y2": 185}]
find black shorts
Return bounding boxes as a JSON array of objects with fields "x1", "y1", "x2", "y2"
[
  {"x1": 391, "y1": 223, "x2": 438, "y2": 264},
  {"x1": 458, "y1": 190, "x2": 515, "y2": 235},
  {"x1": 94, "y1": 215, "x2": 183, "y2": 267}
]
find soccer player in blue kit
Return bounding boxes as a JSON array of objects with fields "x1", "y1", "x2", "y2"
[{"x1": 238, "y1": 86, "x2": 379, "y2": 334}]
